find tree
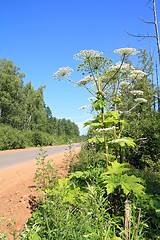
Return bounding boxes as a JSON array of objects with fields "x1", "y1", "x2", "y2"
[
  {"x1": 0, "y1": 58, "x2": 25, "y2": 128},
  {"x1": 126, "y1": 0, "x2": 160, "y2": 110}
]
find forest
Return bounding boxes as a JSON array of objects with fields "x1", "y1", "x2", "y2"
[{"x1": 0, "y1": 58, "x2": 80, "y2": 150}]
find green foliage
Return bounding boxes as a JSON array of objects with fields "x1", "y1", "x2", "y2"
[
  {"x1": 34, "y1": 148, "x2": 58, "y2": 191},
  {"x1": 122, "y1": 111, "x2": 160, "y2": 168},
  {"x1": 0, "y1": 58, "x2": 80, "y2": 150},
  {"x1": 101, "y1": 161, "x2": 145, "y2": 197},
  {"x1": 0, "y1": 123, "x2": 26, "y2": 150}
]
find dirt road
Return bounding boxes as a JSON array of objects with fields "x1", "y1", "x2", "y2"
[{"x1": 0, "y1": 146, "x2": 81, "y2": 237}]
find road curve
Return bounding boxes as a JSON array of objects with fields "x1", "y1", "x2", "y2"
[{"x1": 0, "y1": 143, "x2": 81, "y2": 169}]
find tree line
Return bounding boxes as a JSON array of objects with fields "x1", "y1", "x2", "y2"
[{"x1": 0, "y1": 58, "x2": 80, "y2": 150}]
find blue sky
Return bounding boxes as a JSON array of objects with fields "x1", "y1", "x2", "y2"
[{"x1": 1, "y1": 0, "x2": 159, "y2": 134}]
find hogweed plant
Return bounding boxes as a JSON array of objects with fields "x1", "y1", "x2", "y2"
[
  {"x1": 54, "y1": 48, "x2": 148, "y2": 239},
  {"x1": 53, "y1": 48, "x2": 147, "y2": 168}
]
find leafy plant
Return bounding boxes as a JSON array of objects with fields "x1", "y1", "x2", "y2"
[
  {"x1": 101, "y1": 161, "x2": 145, "y2": 197},
  {"x1": 34, "y1": 148, "x2": 58, "y2": 191}
]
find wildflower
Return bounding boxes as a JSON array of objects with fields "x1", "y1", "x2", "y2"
[
  {"x1": 81, "y1": 208, "x2": 83, "y2": 210},
  {"x1": 130, "y1": 90, "x2": 143, "y2": 95},
  {"x1": 109, "y1": 139, "x2": 129, "y2": 143},
  {"x1": 53, "y1": 67, "x2": 73, "y2": 80},
  {"x1": 79, "y1": 106, "x2": 87, "y2": 110},
  {"x1": 114, "y1": 48, "x2": 139, "y2": 56},
  {"x1": 76, "y1": 75, "x2": 94, "y2": 86},
  {"x1": 92, "y1": 202, "x2": 95, "y2": 205},
  {"x1": 97, "y1": 126, "x2": 118, "y2": 132},
  {"x1": 129, "y1": 69, "x2": 147, "y2": 81},
  {"x1": 87, "y1": 97, "x2": 96, "y2": 101},
  {"x1": 134, "y1": 98, "x2": 147, "y2": 103},
  {"x1": 119, "y1": 81, "x2": 130, "y2": 88},
  {"x1": 43, "y1": 235, "x2": 45, "y2": 237},
  {"x1": 109, "y1": 62, "x2": 135, "y2": 71},
  {"x1": 95, "y1": 217, "x2": 98, "y2": 220},
  {"x1": 85, "y1": 118, "x2": 94, "y2": 122},
  {"x1": 74, "y1": 50, "x2": 103, "y2": 61},
  {"x1": 106, "y1": 223, "x2": 109, "y2": 226}
]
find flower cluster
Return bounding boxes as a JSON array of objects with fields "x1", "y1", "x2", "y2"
[
  {"x1": 119, "y1": 81, "x2": 130, "y2": 88},
  {"x1": 76, "y1": 75, "x2": 94, "y2": 86},
  {"x1": 130, "y1": 90, "x2": 143, "y2": 95},
  {"x1": 79, "y1": 106, "x2": 87, "y2": 110},
  {"x1": 97, "y1": 126, "x2": 118, "y2": 132},
  {"x1": 114, "y1": 48, "x2": 139, "y2": 56},
  {"x1": 109, "y1": 62, "x2": 135, "y2": 71},
  {"x1": 74, "y1": 50, "x2": 103, "y2": 61},
  {"x1": 53, "y1": 67, "x2": 73, "y2": 80},
  {"x1": 134, "y1": 98, "x2": 147, "y2": 103},
  {"x1": 87, "y1": 97, "x2": 96, "y2": 101},
  {"x1": 129, "y1": 69, "x2": 147, "y2": 81}
]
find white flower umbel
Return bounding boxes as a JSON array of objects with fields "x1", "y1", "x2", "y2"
[
  {"x1": 109, "y1": 139, "x2": 129, "y2": 143},
  {"x1": 85, "y1": 118, "x2": 94, "y2": 122},
  {"x1": 114, "y1": 48, "x2": 139, "y2": 56},
  {"x1": 87, "y1": 97, "x2": 96, "y2": 101},
  {"x1": 78, "y1": 106, "x2": 87, "y2": 110},
  {"x1": 130, "y1": 90, "x2": 144, "y2": 95},
  {"x1": 76, "y1": 75, "x2": 94, "y2": 86},
  {"x1": 134, "y1": 98, "x2": 147, "y2": 103},
  {"x1": 97, "y1": 126, "x2": 118, "y2": 132},
  {"x1": 53, "y1": 67, "x2": 73, "y2": 80},
  {"x1": 119, "y1": 81, "x2": 130, "y2": 88},
  {"x1": 130, "y1": 69, "x2": 147, "y2": 81},
  {"x1": 109, "y1": 62, "x2": 135, "y2": 71},
  {"x1": 74, "y1": 50, "x2": 103, "y2": 61}
]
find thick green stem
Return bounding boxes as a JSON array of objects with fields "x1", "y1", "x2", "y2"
[{"x1": 102, "y1": 107, "x2": 109, "y2": 168}]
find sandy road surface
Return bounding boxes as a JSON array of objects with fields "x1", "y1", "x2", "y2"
[{"x1": 0, "y1": 146, "x2": 81, "y2": 238}]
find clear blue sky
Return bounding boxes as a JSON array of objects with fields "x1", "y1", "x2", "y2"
[{"x1": 0, "y1": 0, "x2": 159, "y2": 134}]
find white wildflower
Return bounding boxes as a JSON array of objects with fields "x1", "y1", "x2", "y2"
[
  {"x1": 53, "y1": 67, "x2": 73, "y2": 80},
  {"x1": 97, "y1": 126, "x2": 118, "y2": 132},
  {"x1": 134, "y1": 98, "x2": 147, "y2": 103},
  {"x1": 76, "y1": 75, "x2": 94, "y2": 86},
  {"x1": 78, "y1": 106, "x2": 87, "y2": 110},
  {"x1": 109, "y1": 62, "x2": 135, "y2": 71},
  {"x1": 118, "y1": 110, "x2": 130, "y2": 115},
  {"x1": 130, "y1": 90, "x2": 143, "y2": 95},
  {"x1": 87, "y1": 97, "x2": 96, "y2": 101},
  {"x1": 114, "y1": 48, "x2": 139, "y2": 56},
  {"x1": 119, "y1": 81, "x2": 130, "y2": 88},
  {"x1": 85, "y1": 118, "x2": 94, "y2": 122},
  {"x1": 109, "y1": 139, "x2": 129, "y2": 143},
  {"x1": 129, "y1": 69, "x2": 147, "y2": 81},
  {"x1": 74, "y1": 50, "x2": 103, "y2": 61}
]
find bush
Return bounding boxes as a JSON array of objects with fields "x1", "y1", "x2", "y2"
[{"x1": 0, "y1": 124, "x2": 26, "y2": 150}]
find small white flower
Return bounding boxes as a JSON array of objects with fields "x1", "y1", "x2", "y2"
[
  {"x1": 87, "y1": 97, "x2": 96, "y2": 101},
  {"x1": 118, "y1": 110, "x2": 130, "y2": 115},
  {"x1": 130, "y1": 90, "x2": 143, "y2": 95},
  {"x1": 53, "y1": 67, "x2": 73, "y2": 80},
  {"x1": 109, "y1": 62, "x2": 135, "y2": 71},
  {"x1": 134, "y1": 98, "x2": 147, "y2": 103},
  {"x1": 97, "y1": 126, "x2": 118, "y2": 132},
  {"x1": 114, "y1": 48, "x2": 139, "y2": 56},
  {"x1": 76, "y1": 75, "x2": 94, "y2": 86},
  {"x1": 85, "y1": 118, "x2": 94, "y2": 122},
  {"x1": 79, "y1": 106, "x2": 87, "y2": 110},
  {"x1": 119, "y1": 81, "x2": 130, "y2": 88},
  {"x1": 74, "y1": 50, "x2": 103, "y2": 61},
  {"x1": 109, "y1": 139, "x2": 129, "y2": 143},
  {"x1": 130, "y1": 69, "x2": 147, "y2": 81}
]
